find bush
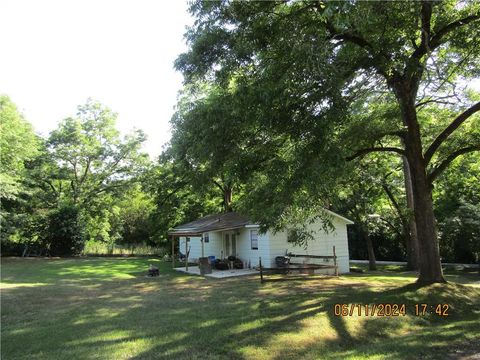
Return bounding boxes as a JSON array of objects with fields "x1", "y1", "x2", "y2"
[
  {"x1": 0, "y1": 240, "x2": 25, "y2": 256},
  {"x1": 43, "y1": 206, "x2": 84, "y2": 256}
]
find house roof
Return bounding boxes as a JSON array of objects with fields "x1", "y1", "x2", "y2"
[
  {"x1": 324, "y1": 209, "x2": 354, "y2": 225},
  {"x1": 168, "y1": 209, "x2": 353, "y2": 237},
  {"x1": 168, "y1": 212, "x2": 253, "y2": 236}
]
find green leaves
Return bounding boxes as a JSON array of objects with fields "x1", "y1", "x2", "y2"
[
  {"x1": 0, "y1": 95, "x2": 39, "y2": 200},
  {"x1": 45, "y1": 99, "x2": 148, "y2": 208}
]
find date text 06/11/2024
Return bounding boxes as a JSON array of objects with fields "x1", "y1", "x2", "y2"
[{"x1": 333, "y1": 303, "x2": 450, "y2": 317}]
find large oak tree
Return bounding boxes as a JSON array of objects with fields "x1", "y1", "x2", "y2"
[{"x1": 176, "y1": 1, "x2": 480, "y2": 283}]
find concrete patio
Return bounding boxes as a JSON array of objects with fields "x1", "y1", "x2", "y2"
[{"x1": 174, "y1": 266, "x2": 258, "y2": 278}]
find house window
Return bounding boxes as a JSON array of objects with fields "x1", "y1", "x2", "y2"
[
  {"x1": 203, "y1": 233, "x2": 209, "y2": 243},
  {"x1": 251, "y1": 230, "x2": 258, "y2": 250}
]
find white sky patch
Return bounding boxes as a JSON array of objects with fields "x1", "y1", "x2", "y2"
[
  {"x1": 1, "y1": 1, "x2": 479, "y2": 159},
  {"x1": 0, "y1": 0, "x2": 193, "y2": 158},
  {"x1": 470, "y1": 78, "x2": 480, "y2": 91}
]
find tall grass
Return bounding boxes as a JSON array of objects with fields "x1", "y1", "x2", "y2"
[{"x1": 82, "y1": 241, "x2": 166, "y2": 257}]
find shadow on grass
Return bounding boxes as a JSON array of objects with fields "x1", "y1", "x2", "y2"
[
  {"x1": 0, "y1": 257, "x2": 165, "y2": 285},
  {"x1": 1, "y1": 258, "x2": 479, "y2": 360}
]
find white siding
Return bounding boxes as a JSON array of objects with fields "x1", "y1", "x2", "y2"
[
  {"x1": 178, "y1": 236, "x2": 201, "y2": 262},
  {"x1": 178, "y1": 228, "x2": 268, "y2": 267},
  {"x1": 266, "y1": 217, "x2": 350, "y2": 274},
  {"x1": 234, "y1": 227, "x2": 269, "y2": 268},
  {"x1": 205, "y1": 231, "x2": 224, "y2": 259},
  {"x1": 177, "y1": 215, "x2": 350, "y2": 274},
  {"x1": 178, "y1": 232, "x2": 223, "y2": 262}
]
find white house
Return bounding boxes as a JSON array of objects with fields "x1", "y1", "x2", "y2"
[{"x1": 169, "y1": 211, "x2": 353, "y2": 274}]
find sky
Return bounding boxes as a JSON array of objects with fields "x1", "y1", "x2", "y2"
[
  {"x1": 0, "y1": 0, "x2": 193, "y2": 158},
  {"x1": 2, "y1": 1, "x2": 479, "y2": 159}
]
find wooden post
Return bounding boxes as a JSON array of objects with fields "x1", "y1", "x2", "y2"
[
  {"x1": 185, "y1": 237, "x2": 189, "y2": 271},
  {"x1": 259, "y1": 257, "x2": 263, "y2": 284},
  {"x1": 172, "y1": 236, "x2": 175, "y2": 269},
  {"x1": 201, "y1": 236, "x2": 205, "y2": 258},
  {"x1": 333, "y1": 246, "x2": 338, "y2": 276}
]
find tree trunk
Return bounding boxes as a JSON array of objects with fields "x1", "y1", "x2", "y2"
[
  {"x1": 477, "y1": 253, "x2": 480, "y2": 275},
  {"x1": 402, "y1": 155, "x2": 420, "y2": 271},
  {"x1": 407, "y1": 162, "x2": 444, "y2": 283},
  {"x1": 393, "y1": 80, "x2": 445, "y2": 284},
  {"x1": 214, "y1": 179, "x2": 234, "y2": 212},
  {"x1": 366, "y1": 234, "x2": 377, "y2": 271},
  {"x1": 361, "y1": 227, "x2": 377, "y2": 271},
  {"x1": 381, "y1": 180, "x2": 418, "y2": 271},
  {"x1": 223, "y1": 186, "x2": 233, "y2": 212}
]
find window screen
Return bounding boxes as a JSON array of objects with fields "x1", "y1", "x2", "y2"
[{"x1": 251, "y1": 230, "x2": 258, "y2": 250}]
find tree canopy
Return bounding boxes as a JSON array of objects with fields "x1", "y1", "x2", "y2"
[
  {"x1": 173, "y1": 0, "x2": 480, "y2": 283},
  {"x1": 0, "y1": 95, "x2": 39, "y2": 201},
  {"x1": 45, "y1": 99, "x2": 148, "y2": 208}
]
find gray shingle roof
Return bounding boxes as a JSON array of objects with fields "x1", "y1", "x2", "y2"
[{"x1": 168, "y1": 212, "x2": 253, "y2": 236}]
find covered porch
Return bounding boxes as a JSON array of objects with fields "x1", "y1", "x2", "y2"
[{"x1": 168, "y1": 212, "x2": 256, "y2": 272}]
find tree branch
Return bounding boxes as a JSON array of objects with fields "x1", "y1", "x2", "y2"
[
  {"x1": 326, "y1": 21, "x2": 373, "y2": 50},
  {"x1": 415, "y1": 94, "x2": 458, "y2": 108},
  {"x1": 80, "y1": 157, "x2": 91, "y2": 185},
  {"x1": 314, "y1": 5, "x2": 391, "y2": 78},
  {"x1": 428, "y1": 145, "x2": 480, "y2": 183},
  {"x1": 379, "y1": 216, "x2": 404, "y2": 239},
  {"x1": 84, "y1": 182, "x2": 130, "y2": 201},
  {"x1": 157, "y1": 183, "x2": 187, "y2": 207},
  {"x1": 430, "y1": 12, "x2": 480, "y2": 49},
  {"x1": 420, "y1": 1, "x2": 433, "y2": 47},
  {"x1": 411, "y1": 1, "x2": 433, "y2": 60},
  {"x1": 43, "y1": 179, "x2": 58, "y2": 196},
  {"x1": 382, "y1": 183, "x2": 404, "y2": 223},
  {"x1": 212, "y1": 179, "x2": 225, "y2": 193},
  {"x1": 346, "y1": 147, "x2": 405, "y2": 161},
  {"x1": 424, "y1": 101, "x2": 480, "y2": 164},
  {"x1": 412, "y1": 8, "x2": 480, "y2": 59}
]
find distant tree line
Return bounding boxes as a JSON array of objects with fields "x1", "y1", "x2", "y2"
[
  {"x1": 1, "y1": 87, "x2": 478, "y2": 266},
  {"x1": 1, "y1": 97, "x2": 153, "y2": 256}
]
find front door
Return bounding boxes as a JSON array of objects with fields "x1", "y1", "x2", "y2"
[
  {"x1": 224, "y1": 232, "x2": 237, "y2": 257},
  {"x1": 231, "y1": 234, "x2": 236, "y2": 257},
  {"x1": 224, "y1": 233, "x2": 230, "y2": 258}
]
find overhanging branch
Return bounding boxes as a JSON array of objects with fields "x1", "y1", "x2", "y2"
[
  {"x1": 424, "y1": 101, "x2": 480, "y2": 165},
  {"x1": 411, "y1": 1, "x2": 433, "y2": 60},
  {"x1": 321, "y1": 17, "x2": 390, "y2": 78},
  {"x1": 346, "y1": 147, "x2": 405, "y2": 161},
  {"x1": 382, "y1": 182, "x2": 406, "y2": 225},
  {"x1": 430, "y1": 12, "x2": 480, "y2": 49},
  {"x1": 428, "y1": 145, "x2": 480, "y2": 183},
  {"x1": 412, "y1": 9, "x2": 480, "y2": 59},
  {"x1": 212, "y1": 179, "x2": 225, "y2": 192},
  {"x1": 415, "y1": 95, "x2": 457, "y2": 108},
  {"x1": 325, "y1": 21, "x2": 373, "y2": 50}
]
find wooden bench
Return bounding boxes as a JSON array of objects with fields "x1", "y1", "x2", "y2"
[{"x1": 259, "y1": 246, "x2": 338, "y2": 283}]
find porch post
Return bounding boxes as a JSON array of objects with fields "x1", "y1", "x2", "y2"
[
  {"x1": 185, "y1": 237, "x2": 189, "y2": 271},
  {"x1": 171, "y1": 236, "x2": 175, "y2": 269},
  {"x1": 259, "y1": 257, "x2": 264, "y2": 284},
  {"x1": 201, "y1": 236, "x2": 205, "y2": 258},
  {"x1": 333, "y1": 246, "x2": 338, "y2": 276}
]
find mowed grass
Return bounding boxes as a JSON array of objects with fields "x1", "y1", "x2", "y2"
[{"x1": 1, "y1": 258, "x2": 479, "y2": 360}]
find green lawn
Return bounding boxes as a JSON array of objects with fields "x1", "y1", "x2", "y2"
[{"x1": 1, "y1": 258, "x2": 479, "y2": 360}]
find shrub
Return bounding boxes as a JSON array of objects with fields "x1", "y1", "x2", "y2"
[{"x1": 43, "y1": 205, "x2": 84, "y2": 256}]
